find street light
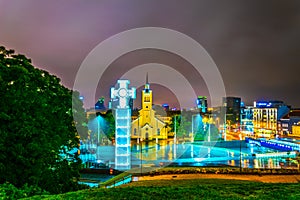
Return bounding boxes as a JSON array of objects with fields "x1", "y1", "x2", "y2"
[
  {"x1": 239, "y1": 136, "x2": 242, "y2": 173},
  {"x1": 139, "y1": 128, "x2": 143, "y2": 176},
  {"x1": 192, "y1": 114, "x2": 200, "y2": 143},
  {"x1": 174, "y1": 115, "x2": 177, "y2": 144},
  {"x1": 208, "y1": 122, "x2": 211, "y2": 142},
  {"x1": 97, "y1": 116, "x2": 100, "y2": 145},
  {"x1": 140, "y1": 140, "x2": 142, "y2": 176}
]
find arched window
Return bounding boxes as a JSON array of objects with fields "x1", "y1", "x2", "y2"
[{"x1": 134, "y1": 128, "x2": 137, "y2": 135}]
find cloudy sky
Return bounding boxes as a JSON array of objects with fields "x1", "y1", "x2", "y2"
[{"x1": 1, "y1": 0, "x2": 299, "y2": 109}]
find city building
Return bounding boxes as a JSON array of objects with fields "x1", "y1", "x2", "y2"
[
  {"x1": 240, "y1": 106, "x2": 254, "y2": 134},
  {"x1": 162, "y1": 103, "x2": 170, "y2": 111},
  {"x1": 222, "y1": 97, "x2": 241, "y2": 128},
  {"x1": 253, "y1": 100, "x2": 290, "y2": 138},
  {"x1": 95, "y1": 97, "x2": 106, "y2": 110},
  {"x1": 131, "y1": 76, "x2": 169, "y2": 141},
  {"x1": 292, "y1": 123, "x2": 300, "y2": 137},
  {"x1": 278, "y1": 109, "x2": 300, "y2": 136},
  {"x1": 196, "y1": 96, "x2": 208, "y2": 113}
]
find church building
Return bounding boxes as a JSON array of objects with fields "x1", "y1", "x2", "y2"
[{"x1": 131, "y1": 75, "x2": 169, "y2": 141}]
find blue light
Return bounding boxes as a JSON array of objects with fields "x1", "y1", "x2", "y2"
[{"x1": 247, "y1": 138, "x2": 295, "y2": 151}]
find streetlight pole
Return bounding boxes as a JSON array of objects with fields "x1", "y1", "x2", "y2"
[
  {"x1": 192, "y1": 115, "x2": 194, "y2": 142},
  {"x1": 97, "y1": 116, "x2": 100, "y2": 145},
  {"x1": 192, "y1": 114, "x2": 199, "y2": 143},
  {"x1": 224, "y1": 112, "x2": 227, "y2": 141},
  {"x1": 239, "y1": 138, "x2": 242, "y2": 173},
  {"x1": 140, "y1": 126, "x2": 143, "y2": 176},
  {"x1": 174, "y1": 116, "x2": 177, "y2": 144},
  {"x1": 140, "y1": 140, "x2": 142, "y2": 176},
  {"x1": 208, "y1": 123, "x2": 211, "y2": 142}
]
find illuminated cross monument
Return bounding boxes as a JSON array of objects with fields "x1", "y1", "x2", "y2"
[{"x1": 111, "y1": 80, "x2": 136, "y2": 170}]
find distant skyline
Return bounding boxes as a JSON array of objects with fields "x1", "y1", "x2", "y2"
[{"x1": 1, "y1": 0, "x2": 299, "y2": 108}]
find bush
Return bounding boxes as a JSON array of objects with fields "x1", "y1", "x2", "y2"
[{"x1": 0, "y1": 183, "x2": 49, "y2": 199}]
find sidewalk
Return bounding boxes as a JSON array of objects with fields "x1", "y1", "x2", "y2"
[{"x1": 138, "y1": 174, "x2": 300, "y2": 183}]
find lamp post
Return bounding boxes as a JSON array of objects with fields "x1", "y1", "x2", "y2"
[
  {"x1": 192, "y1": 115, "x2": 194, "y2": 142},
  {"x1": 208, "y1": 122, "x2": 211, "y2": 142},
  {"x1": 239, "y1": 136, "x2": 242, "y2": 173},
  {"x1": 174, "y1": 115, "x2": 177, "y2": 159},
  {"x1": 140, "y1": 140, "x2": 142, "y2": 176},
  {"x1": 192, "y1": 114, "x2": 200, "y2": 142},
  {"x1": 97, "y1": 116, "x2": 100, "y2": 145},
  {"x1": 140, "y1": 128, "x2": 143, "y2": 176},
  {"x1": 174, "y1": 115, "x2": 177, "y2": 144}
]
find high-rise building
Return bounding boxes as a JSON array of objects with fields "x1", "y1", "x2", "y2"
[
  {"x1": 95, "y1": 97, "x2": 106, "y2": 110},
  {"x1": 222, "y1": 97, "x2": 241, "y2": 127},
  {"x1": 197, "y1": 96, "x2": 208, "y2": 113}
]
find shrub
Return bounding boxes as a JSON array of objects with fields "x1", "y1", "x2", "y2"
[{"x1": 0, "y1": 183, "x2": 49, "y2": 199}]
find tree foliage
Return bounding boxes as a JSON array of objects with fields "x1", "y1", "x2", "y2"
[
  {"x1": 0, "y1": 46, "x2": 87, "y2": 194},
  {"x1": 170, "y1": 112, "x2": 192, "y2": 138}
]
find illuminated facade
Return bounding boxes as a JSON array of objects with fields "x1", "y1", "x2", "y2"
[
  {"x1": 253, "y1": 101, "x2": 289, "y2": 137},
  {"x1": 253, "y1": 108, "x2": 277, "y2": 134},
  {"x1": 279, "y1": 109, "x2": 300, "y2": 136},
  {"x1": 292, "y1": 124, "x2": 300, "y2": 137},
  {"x1": 111, "y1": 80, "x2": 136, "y2": 170},
  {"x1": 240, "y1": 106, "x2": 253, "y2": 133},
  {"x1": 131, "y1": 76, "x2": 168, "y2": 141}
]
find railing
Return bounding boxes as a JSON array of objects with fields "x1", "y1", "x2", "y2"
[
  {"x1": 246, "y1": 137, "x2": 300, "y2": 151},
  {"x1": 100, "y1": 172, "x2": 133, "y2": 188},
  {"x1": 105, "y1": 174, "x2": 132, "y2": 188}
]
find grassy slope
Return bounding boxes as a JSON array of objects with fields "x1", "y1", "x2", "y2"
[{"x1": 25, "y1": 179, "x2": 300, "y2": 200}]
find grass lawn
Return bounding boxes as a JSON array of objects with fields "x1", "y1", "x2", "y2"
[{"x1": 25, "y1": 178, "x2": 300, "y2": 200}]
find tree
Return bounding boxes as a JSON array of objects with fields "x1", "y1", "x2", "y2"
[
  {"x1": 101, "y1": 110, "x2": 115, "y2": 141},
  {"x1": 170, "y1": 111, "x2": 192, "y2": 138},
  {"x1": 0, "y1": 46, "x2": 86, "y2": 194}
]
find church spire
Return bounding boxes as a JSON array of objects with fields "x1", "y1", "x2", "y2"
[
  {"x1": 146, "y1": 72, "x2": 149, "y2": 84},
  {"x1": 145, "y1": 73, "x2": 150, "y2": 89}
]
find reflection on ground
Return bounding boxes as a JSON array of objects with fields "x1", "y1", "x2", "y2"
[
  {"x1": 82, "y1": 139, "x2": 298, "y2": 170},
  {"x1": 130, "y1": 140, "x2": 296, "y2": 169}
]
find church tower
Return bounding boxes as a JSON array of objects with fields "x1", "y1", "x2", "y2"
[
  {"x1": 141, "y1": 73, "x2": 152, "y2": 124},
  {"x1": 131, "y1": 73, "x2": 169, "y2": 141}
]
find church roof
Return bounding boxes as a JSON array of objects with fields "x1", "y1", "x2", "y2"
[{"x1": 142, "y1": 123, "x2": 153, "y2": 129}]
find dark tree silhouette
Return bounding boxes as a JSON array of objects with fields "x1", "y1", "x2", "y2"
[{"x1": 0, "y1": 46, "x2": 87, "y2": 194}]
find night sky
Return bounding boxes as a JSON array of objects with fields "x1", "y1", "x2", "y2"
[{"x1": 1, "y1": 0, "x2": 299, "y2": 109}]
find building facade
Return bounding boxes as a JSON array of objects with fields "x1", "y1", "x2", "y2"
[
  {"x1": 240, "y1": 106, "x2": 253, "y2": 133},
  {"x1": 253, "y1": 100, "x2": 290, "y2": 137},
  {"x1": 292, "y1": 124, "x2": 300, "y2": 137},
  {"x1": 279, "y1": 109, "x2": 300, "y2": 136}
]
